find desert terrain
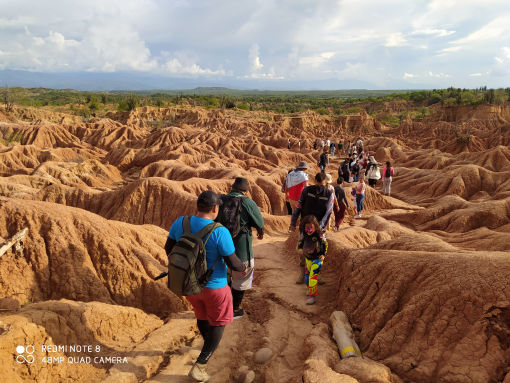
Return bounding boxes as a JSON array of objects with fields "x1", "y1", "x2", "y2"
[{"x1": 1, "y1": 100, "x2": 509, "y2": 383}]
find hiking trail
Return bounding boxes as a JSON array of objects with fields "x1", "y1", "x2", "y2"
[{"x1": 147, "y1": 234, "x2": 339, "y2": 383}]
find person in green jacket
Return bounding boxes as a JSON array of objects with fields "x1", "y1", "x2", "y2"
[{"x1": 225, "y1": 177, "x2": 264, "y2": 319}]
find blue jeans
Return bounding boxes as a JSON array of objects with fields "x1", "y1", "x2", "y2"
[
  {"x1": 319, "y1": 164, "x2": 325, "y2": 171},
  {"x1": 356, "y1": 194, "x2": 365, "y2": 213}
]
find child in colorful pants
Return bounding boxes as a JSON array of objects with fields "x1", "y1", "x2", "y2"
[{"x1": 297, "y1": 215, "x2": 328, "y2": 305}]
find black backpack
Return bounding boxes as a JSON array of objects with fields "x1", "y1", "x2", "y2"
[
  {"x1": 385, "y1": 167, "x2": 391, "y2": 178},
  {"x1": 341, "y1": 161, "x2": 350, "y2": 177},
  {"x1": 216, "y1": 195, "x2": 247, "y2": 238},
  {"x1": 168, "y1": 216, "x2": 221, "y2": 296}
]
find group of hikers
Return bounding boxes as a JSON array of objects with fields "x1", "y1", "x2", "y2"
[
  {"x1": 312, "y1": 137, "x2": 366, "y2": 158},
  {"x1": 163, "y1": 137, "x2": 396, "y2": 381},
  {"x1": 281, "y1": 138, "x2": 396, "y2": 305},
  {"x1": 164, "y1": 177, "x2": 264, "y2": 382}
]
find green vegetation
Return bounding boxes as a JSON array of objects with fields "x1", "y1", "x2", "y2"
[
  {"x1": 8, "y1": 131, "x2": 23, "y2": 143},
  {"x1": 1, "y1": 85, "x2": 17, "y2": 112},
  {"x1": 377, "y1": 112, "x2": 400, "y2": 127},
  {"x1": 2, "y1": 86, "x2": 509, "y2": 120},
  {"x1": 405, "y1": 87, "x2": 509, "y2": 106}
]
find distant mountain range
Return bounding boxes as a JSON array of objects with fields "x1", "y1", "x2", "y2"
[{"x1": 0, "y1": 69, "x2": 424, "y2": 91}]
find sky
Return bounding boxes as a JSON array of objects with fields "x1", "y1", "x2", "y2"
[{"x1": 0, "y1": 0, "x2": 509, "y2": 90}]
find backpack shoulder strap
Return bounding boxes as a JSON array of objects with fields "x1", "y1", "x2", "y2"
[
  {"x1": 196, "y1": 221, "x2": 221, "y2": 241},
  {"x1": 182, "y1": 216, "x2": 191, "y2": 235},
  {"x1": 199, "y1": 222, "x2": 222, "y2": 272}
]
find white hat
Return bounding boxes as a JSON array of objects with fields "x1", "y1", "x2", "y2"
[{"x1": 325, "y1": 173, "x2": 333, "y2": 184}]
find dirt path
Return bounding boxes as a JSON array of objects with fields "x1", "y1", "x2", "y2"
[{"x1": 147, "y1": 234, "x2": 338, "y2": 383}]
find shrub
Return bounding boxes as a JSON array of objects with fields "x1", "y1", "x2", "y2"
[
  {"x1": 219, "y1": 95, "x2": 235, "y2": 109},
  {"x1": 237, "y1": 102, "x2": 250, "y2": 111},
  {"x1": 88, "y1": 96, "x2": 100, "y2": 113},
  {"x1": 428, "y1": 92, "x2": 442, "y2": 105},
  {"x1": 126, "y1": 95, "x2": 138, "y2": 111}
]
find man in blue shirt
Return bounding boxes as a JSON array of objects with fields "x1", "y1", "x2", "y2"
[{"x1": 165, "y1": 190, "x2": 246, "y2": 382}]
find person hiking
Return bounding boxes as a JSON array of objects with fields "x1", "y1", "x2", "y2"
[
  {"x1": 289, "y1": 172, "x2": 334, "y2": 283},
  {"x1": 356, "y1": 137, "x2": 363, "y2": 154},
  {"x1": 351, "y1": 160, "x2": 360, "y2": 182},
  {"x1": 325, "y1": 173, "x2": 339, "y2": 231},
  {"x1": 165, "y1": 190, "x2": 247, "y2": 382},
  {"x1": 282, "y1": 169, "x2": 294, "y2": 215},
  {"x1": 337, "y1": 140, "x2": 343, "y2": 154},
  {"x1": 360, "y1": 152, "x2": 368, "y2": 171},
  {"x1": 333, "y1": 177, "x2": 349, "y2": 230},
  {"x1": 284, "y1": 161, "x2": 309, "y2": 212},
  {"x1": 297, "y1": 215, "x2": 327, "y2": 304},
  {"x1": 318, "y1": 148, "x2": 329, "y2": 172},
  {"x1": 365, "y1": 156, "x2": 380, "y2": 187},
  {"x1": 325, "y1": 138, "x2": 330, "y2": 148},
  {"x1": 330, "y1": 141, "x2": 336, "y2": 156},
  {"x1": 382, "y1": 161, "x2": 395, "y2": 196},
  {"x1": 218, "y1": 177, "x2": 264, "y2": 319},
  {"x1": 339, "y1": 158, "x2": 351, "y2": 184},
  {"x1": 354, "y1": 176, "x2": 367, "y2": 218},
  {"x1": 313, "y1": 139, "x2": 318, "y2": 150},
  {"x1": 288, "y1": 172, "x2": 334, "y2": 231}
]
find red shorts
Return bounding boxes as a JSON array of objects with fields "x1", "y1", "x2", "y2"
[{"x1": 185, "y1": 284, "x2": 233, "y2": 326}]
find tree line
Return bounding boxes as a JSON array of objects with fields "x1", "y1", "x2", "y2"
[{"x1": 2, "y1": 86, "x2": 509, "y2": 119}]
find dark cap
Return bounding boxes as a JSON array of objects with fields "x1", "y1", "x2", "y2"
[
  {"x1": 232, "y1": 177, "x2": 249, "y2": 192},
  {"x1": 197, "y1": 190, "x2": 222, "y2": 208},
  {"x1": 315, "y1": 172, "x2": 326, "y2": 183}
]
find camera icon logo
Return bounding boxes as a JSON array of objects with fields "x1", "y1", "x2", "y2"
[{"x1": 16, "y1": 345, "x2": 35, "y2": 364}]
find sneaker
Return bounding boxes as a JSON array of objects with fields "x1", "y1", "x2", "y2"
[
  {"x1": 188, "y1": 362, "x2": 210, "y2": 382},
  {"x1": 306, "y1": 296, "x2": 316, "y2": 305},
  {"x1": 233, "y1": 308, "x2": 244, "y2": 319},
  {"x1": 358, "y1": 213, "x2": 362, "y2": 218},
  {"x1": 354, "y1": 215, "x2": 360, "y2": 219}
]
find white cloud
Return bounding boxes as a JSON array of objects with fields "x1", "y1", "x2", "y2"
[
  {"x1": 163, "y1": 59, "x2": 225, "y2": 76},
  {"x1": 492, "y1": 46, "x2": 510, "y2": 76},
  {"x1": 428, "y1": 71, "x2": 451, "y2": 78},
  {"x1": 385, "y1": 33, "x2": 408, "y2": 47},
  {"x1": 248, "y1": 44, "x2": 264, "y2": 71},
  {"x1": 0, "y1": 16, "x2": 36, "y2": 29},
  {"x1": 160, "y1": 51, "x2": 226, "y2": 77},
  {"x1": 411, "y1": 28, "x2": 456, "y2": 37},
  {"x1": 494, "y1": 46, "x2": 510, "y2": 62},
  {"x1": 245, "y1": 43, "x2": 284, "y2": 79},
  {"x1": 245, "y1": 71, "x2": 284, "y2": 80},
  {"x1": 298, "y1": 52, "x2": 335, "y2": 66},
  {"x1": 452, "y1": 16, "x2": 510, "y2": 45},
  {"x1": 438, "y1": 46, "x2": 462, "y2": 54},
  {"x1": 441, "y1": 16, "x2": 510, "y2": 55},
  {"x1": 1, "y1": 0, "x2": 510, "y2": 87}
]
